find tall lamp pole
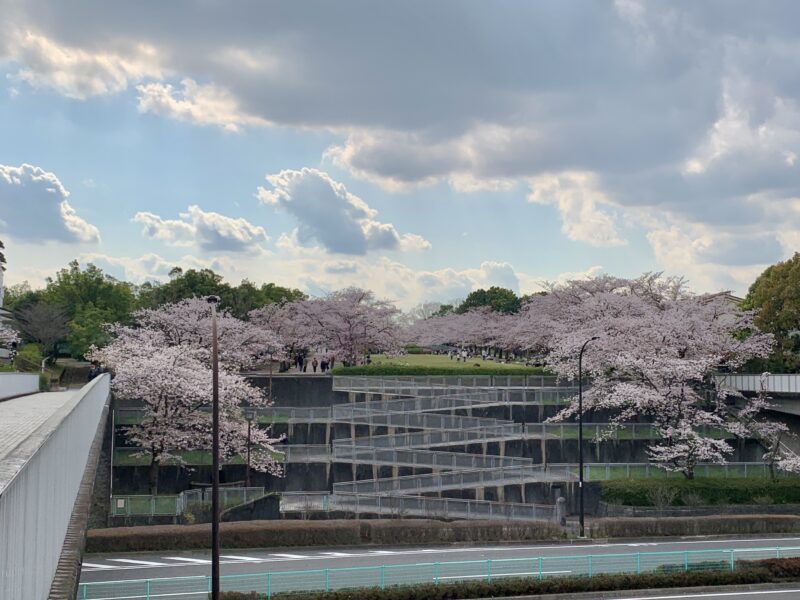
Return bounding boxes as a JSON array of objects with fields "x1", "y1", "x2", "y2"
[
  {"x1": 578, "y1": 336, "x2": 598, "y2": 539},
  {"x1": 207, "y1": 296, "x2": 221, "y2": 600},
  {"x1": 244, "y1": 408, "x2": 255, "y2": 488}
]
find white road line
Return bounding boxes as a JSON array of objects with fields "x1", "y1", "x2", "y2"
[
  {"x1": 221, "y1": 555, "x2": 260, "y2": 561},
  {"x1": 108, "y1": 559, "x2": 167, "y2": 566},
  {"x1": 615, "y1": 590, "x2": 800, "y2": 600},
  {"x1": 164, "y1": 557, "x2": 211, "y2": 564},
  {"x1": 368, "y1": 550, "x2": 398, "y2": 555},
  {"x1": 80, "y1": 538, "x2": 800, "y2": 574},
  {"x1": 440, "y1": 570, "x2": 571, "y2": 580},
  {"x1": 82, "y1": 562, "x2": 115, "y2": 569},
  {"x1": 321, "y1": 552, "x2": 356, "y2": 557}
]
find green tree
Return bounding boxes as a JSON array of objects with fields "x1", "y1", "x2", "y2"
[
  {"x1": 41, "y1": 261, "x2": 136, "y2": 357},
  {"x1": 2, "y1": 282, "x2": 43, "y2": 312},
  {"x1": 136, "y1": 268, "x2": 231, "y2": 308},
  {"x1": 456, "y1": 286, "x2": 521, "y2": 314},
  {"x1": 744, "y1": 252, "x2": 800, "y2": 372},
  {"x1": 68, "y1": 305, "x2": 114, "y2": 357}
]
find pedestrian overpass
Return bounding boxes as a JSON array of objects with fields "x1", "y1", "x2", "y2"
[
  {"x1": 716, "y1": 373, "x2": 800, "y2": 416},
  {"x1": 0, "y1": 373, "x2": 110, "y2": 600}
]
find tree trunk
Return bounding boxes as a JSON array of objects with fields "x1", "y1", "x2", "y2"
[{"x1": 148, "y1": 454, "x2": 160, "y2": 495}]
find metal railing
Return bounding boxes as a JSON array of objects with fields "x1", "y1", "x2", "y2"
[
  {"x1": 332, "y1": 445, "x2": 532, "y2": 469},
  {"x1": 334, "y1": 374, "x2": 576, "y2": 390},
  {"x1": 78, "y1": 545, "x2": 800, "y2": 599},
  {"x1": 333, "y1": 465, "x2": 576, "y2": 495},
  {"x1": 111, "y1": 487, "x2": 266, "y2": 517}
]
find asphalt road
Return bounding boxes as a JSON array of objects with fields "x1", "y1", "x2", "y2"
[
  {"x1": 608, "y1": 591, "x2": 800, "y2": 599},
  {"x1": 80, "y1": 535, "x2": 800, "y2": 583}
]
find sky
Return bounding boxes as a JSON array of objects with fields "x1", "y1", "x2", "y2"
[{"x1": 1, "y1": 0, "x2": 799, "y2": 308}]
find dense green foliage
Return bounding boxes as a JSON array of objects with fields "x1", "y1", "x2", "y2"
[
  {"x1": 3, "y1": 261, "x2": 304, "y2": 358},
  {"x1": 218, "y1": 566, "x2": 777, "y2": 600},
  {"x1": 456, "y1": 286, "x2": 522, "y2": 314},
  {"x1": 14, "y1": 343, "x2": 43, "y2": 371},
  {"x1": 602, "y1": 478, "x2": 800, "y2": 506},
  {"x1": 332, "y1": 365, "x2": 551, "y2": 376},
  {"x1": 137, "y1": 268, "x2": 305, "y2": 318},
  {"x1": 744, "y1": 252, "x2": 800, "y2": 372}
]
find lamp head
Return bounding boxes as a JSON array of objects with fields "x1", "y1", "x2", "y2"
[
  {"x1": 591, "y1": 336, "x2": 599, "y2": 341},
  {"x1": 206, "y1": 295, "x2": 220, "y2": 305}
]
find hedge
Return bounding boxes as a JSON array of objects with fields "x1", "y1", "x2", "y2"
[
  {"x1": 361, "y1": 519, "x2": 563, "y2": 545},
  {"x1": 86, "y1": 520, "x2": 361, "y2": 553},
  {"x1": 217, "y1": 566, "x2": 775, "y2": 600},
  {"x1": 331, "y1": 365, "x2": 551, "y2": 376},
  {"x1": 87, "y1": 519, "x2": 563, "y2": 553},
  {"x1": 591, "y1": 514, "x2": 800, "y2": 538},
  {"x1": 602, "y1": 477, "x2": 800, "y2": 507}
]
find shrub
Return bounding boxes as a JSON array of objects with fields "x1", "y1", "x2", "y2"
[
  {"x1": 591, "y1": 515, "x2": 800, "y2": 538},
  {"x1": 602, "y1": 478, "x2": 800, "y2": 507},
  {"x1": 331, "y1": 365, "x2": 551, "y2": 376},
  {"x1": 14, "y1": 343, "x2": 43, "y2": 372},
  {"x1": 362, "y1": 519, "x2": 563, "y2": 545},
  {"x1": 86, "y1": 520, "x2": 361, "y2": 553},
  {"x1": 758, "y1": 557, "x2": 800, "y2": 578}
]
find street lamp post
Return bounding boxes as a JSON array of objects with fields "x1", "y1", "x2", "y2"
[
  {"x1": 578, "y1": 336, "x2": 598, "y2": 539},
  {"x1": 244, "y1": 408, "x2": 255, "y2": 488},
  {"x1": 207, "y1": 296, "x2": 221, "y2": 600}
]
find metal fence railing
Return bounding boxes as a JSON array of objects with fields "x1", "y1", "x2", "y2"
[
  {"x1": 333, "y1": 465, "x2": 577, "y2": 495},
  {"x1": 78, "y1": 545, "x2": 800, "y2": 599},
  {"x1": 110, "y1": 487, "x2": 266, "y2": 517}
]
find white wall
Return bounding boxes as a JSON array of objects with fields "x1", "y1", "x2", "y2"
[
  {"x1": 0, "y1": 374, "x2": 110, "y2": 600},
  {"x1": 0, "y1": 372, "x2": 40, "y2": 400}
]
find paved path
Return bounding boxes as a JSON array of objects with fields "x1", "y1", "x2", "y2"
[
  {"x1": 0, "y1": 391, "x2": 74, "y2": 461},
  {"x1": 81, "y1": 535, "x2": 800, "y2": 583}
]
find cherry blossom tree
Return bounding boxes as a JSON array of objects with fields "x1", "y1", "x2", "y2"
[
  {"x1": 531, "y1": 274, "x2": 775, "y2": 478},
  {"x1": 0, "y1": 321, "x2": 18, "y2": 349},
  {"x1": 91, "y1": 298, "x2": 283, "y2": 493},
  {"x1": 284, "y1": 288, "x2": 400, "y2": 366}
]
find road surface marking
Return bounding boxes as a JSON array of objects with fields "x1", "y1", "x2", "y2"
[
  {"x1": 81, "y1": 562, "x2": 115, "y2": 569},
  {"x1": 368, "y1": 550, "x2": 398, "y2": 555},
  {"x1": 270, "y1": 553, "x2": 308, "y2": 559},
  {"x1": 321, "y1": 552, "x2": 357, "y2": 557},
  {"x1": 221, "y1": 555, "x2": 260, "y2": 561},
  {"x1": 108, "y1": 558, "x2": 167, "y2": 566},
  {"x1": 440, "y1": 570, "x2": 571, "y2": 580},
  {"x1": 164, "y1": 557, "x2": 211, "y2": 564}
]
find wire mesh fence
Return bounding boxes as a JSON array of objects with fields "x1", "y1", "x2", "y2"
[{"x1": 79, "y1": 545, "x2": 800, "y2": 599}]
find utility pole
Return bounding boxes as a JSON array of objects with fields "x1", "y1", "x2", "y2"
[
  {"x1": 578, "y1": 336, "x2": 598, "y2": 538},
  {"x1": 207, "y1": 296, "x2": 221, "y2": 600}
]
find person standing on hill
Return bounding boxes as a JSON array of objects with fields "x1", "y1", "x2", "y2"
[{"x1": 312, "y1": 357, "x2": 318, "y2": 373}]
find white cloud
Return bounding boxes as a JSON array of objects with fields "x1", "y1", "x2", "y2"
[
  {"x1": 133, "y1": 205, "x2": 267, "y2": 253},
  {"x1": 0, "y1": 163, "x2": 100, "y2": 243},
  {"x1": 137, "y1": 79, "x2": 269, "y2": 132},
  {"x1": 257, "y1": 168, "x2": 430, "y2": 255},
  {"x1": 79, "y1": 252, "x2": 241, "y2": 284},
  {"x1": 8, "y1": 31, "x2": 163, "y2": 99},
  {"x1": 527, "y1": 172, "x2": 626, "y2": 247}
]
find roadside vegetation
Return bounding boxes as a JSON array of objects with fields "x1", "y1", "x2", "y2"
[
  {"x1": 602, "y1": 478, "x2": 800, "y2": 506},
  {"x1": 217, "y1": 558, "x2": 800, "y2": 600}
]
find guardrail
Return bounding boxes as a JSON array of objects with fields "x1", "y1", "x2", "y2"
[{"x1": 78, "y1": 545, "x2": 800, "y2": 599}]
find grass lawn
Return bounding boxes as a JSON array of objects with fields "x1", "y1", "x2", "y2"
[{"x1": 369, "y1": 353, "x2": 532, "y2": 370}]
